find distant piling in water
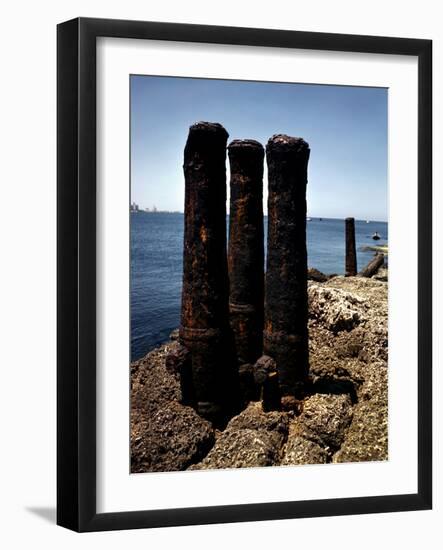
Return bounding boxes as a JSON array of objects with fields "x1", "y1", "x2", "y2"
[
  {"x1": 345, "y1": 217, "x2": 357, "y2": 276},
  {"x1": 262, "y1": 134, "x2": 310, "y2": 399},
  {"x1": 228, "y1": 139, "x2": 265, "y2": 367},
  {"x1": 179, "y1": 122, "x2": 237, "y2": 424}
]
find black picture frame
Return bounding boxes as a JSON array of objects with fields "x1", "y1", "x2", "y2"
[{"x1": 57, "y1": 17, "x2": 432, "y2": 532}]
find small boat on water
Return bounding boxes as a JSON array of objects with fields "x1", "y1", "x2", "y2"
[
  {"x1": 366, "y1": 220, "x2": 370, "y2": 224},
  {"x1": 307, "y1": 217, "x2": 312, "y2": 221},
  {"x1": 372, "y1": 231, "x2": 381, "y2": 240}
]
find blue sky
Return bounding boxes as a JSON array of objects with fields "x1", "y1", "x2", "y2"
[{"x1": 131, "y1": 75, "x2": 387, "y2": 221}]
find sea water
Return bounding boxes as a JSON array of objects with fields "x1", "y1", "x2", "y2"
[{"x1": 131, "y1": 213, "x2": 387, "y2": 361}]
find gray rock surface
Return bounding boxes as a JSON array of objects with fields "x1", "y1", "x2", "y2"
[
  {"x1": 191, "y1": 428, "x2": 279, "y2": 469},
  {"x1": 333, "y1": 367, "x2": 388, "y2": 463},
  {"x1": 281, "y1": 434, "x2": 328, "y2": 465},
  {"x1": 131, "y1": 343, "x2": 181, "y2": 415},
  {"x1": 226, "y1": 402, "x2": 289, "y2": 447},
  {"x1": 298, "y1": 393, "x2": 353, "y2": 450},
  {"x1": 308, "y1": 284, "x2": 368, "y2": 333},
  {"x1": 131, "y1": 342, "x2": 216, "y2": 472},
  {"x1": 131, "y1": 275, "x2": 388, "y2": 472},
  {"x1": 131, "y1": 401, "x2": 215, "y2": 472},
  {"x1": 191, "y1": 402, "x2": 289, "y2": 469},
  {"x1": 164, "y1": 340, "x2": 190, "y2": 378},
  {"x1": 308, "y1": 277, "x2": 388, "y2": 464}
]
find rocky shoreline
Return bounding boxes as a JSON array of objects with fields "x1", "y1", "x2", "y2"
[{"x1": 131, "y1": 270, "x2": 388, "y2": 473}]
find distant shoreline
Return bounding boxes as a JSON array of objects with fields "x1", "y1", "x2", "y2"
[
  {"x1": 131, "y1": 210, "x2": 183, "y2": 214},
  {"x1": 131, "y1": 211, "x2": 389, "y2": 224}
]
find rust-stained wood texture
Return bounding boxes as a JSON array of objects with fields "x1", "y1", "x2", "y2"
[
  {"x1": 228, "y1": 139, "x2": 265, "y2": 366},
  {"x1": 179, "y1": 122, "x2": 238, "y2": 424},
  {"x1": 345, "y1": 217, "x2": 357, "y2": 276},
  {"x1": 264, "y1": 134, "x2": 311, "y2": 397}
]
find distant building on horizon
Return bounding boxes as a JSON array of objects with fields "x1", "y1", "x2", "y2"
[{"x1": 130, "y1": 204, "x2": 185, "y2": 214}]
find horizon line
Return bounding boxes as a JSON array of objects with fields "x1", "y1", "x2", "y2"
[{"x1": 131, "y1": 211, "x2": 388, "y2": 224}]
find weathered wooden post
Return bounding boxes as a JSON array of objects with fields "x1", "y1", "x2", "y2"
[
  {"x1": 345, "y1": 217, "x2": 357, "y2": 276},
  {"x1": 359, "y1": 252, "x2": 384, "y2": 278},
  {"x1": 179, "y1": 122, "x2": 236, "y2": 423},
  {"x1": 228, "y1": 139, "x2": 265, "y2": 367},
  {"x1": 263, "y1": 134, "x2": 310, "y2": 398}
]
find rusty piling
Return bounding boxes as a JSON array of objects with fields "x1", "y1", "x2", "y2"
[
  {"x1": 345, "y1": 217, "x2": 357, "y2": 276},
  {"x1": 264, "y1": 134, "x2": 310, "y2": 397},
  {"x1": 228, "y1": 139, "x2": 265, "y2": 367},
  {"x1": 179, "y1": 122, "x2": 237, "y2": 424}
]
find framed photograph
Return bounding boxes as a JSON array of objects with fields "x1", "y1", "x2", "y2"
[{"x1": 57, "y1": 17, "x2": 432, "y2": 532}]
